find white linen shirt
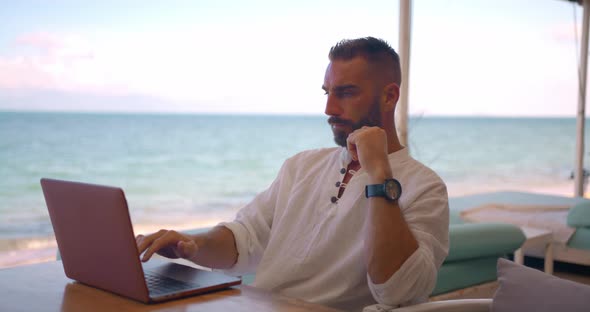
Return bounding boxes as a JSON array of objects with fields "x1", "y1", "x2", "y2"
[{"x1": 220, "y1": 147, "x2": 449, "y2": 311}]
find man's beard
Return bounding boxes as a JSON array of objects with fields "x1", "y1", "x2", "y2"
[{"x1": 329, "y1": 98, "x2": 382, "y2": 147}]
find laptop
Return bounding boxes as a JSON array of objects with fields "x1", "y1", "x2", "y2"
[{"x1": 40, "y1": 178, "x2": 241, "y2": 303}]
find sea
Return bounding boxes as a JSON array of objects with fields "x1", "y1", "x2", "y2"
[{"x1": 0, "y1": 112, "x2": 586, "y2": 262}]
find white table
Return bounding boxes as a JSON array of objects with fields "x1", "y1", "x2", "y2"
[{"x1": 514, "y1": 226, "x2": 554, "y2": 274}]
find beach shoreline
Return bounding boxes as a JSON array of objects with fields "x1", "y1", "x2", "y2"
[
  {"x1": 1, "y1": 181, "x2": 586, "y2": 270},
  {"x1": 0, "y1": 218, "x2": 225, "y2": 269}
]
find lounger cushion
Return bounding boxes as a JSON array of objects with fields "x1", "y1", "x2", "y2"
[
  {"x1": 445, "y1": 223, "x2": 525, "y2": 262},
  {"x1": 567, "y1": 202, "x2": 590, "y2": 228},
  {"x1": 567, "y1": 227, "x2": 590, "y2": 250},
  {"x1": 432, "y1": 256, "x2": 499, "y2": 295},
  {"x1": 492, "y1": 258, "x2": 590, "y2": 312}
]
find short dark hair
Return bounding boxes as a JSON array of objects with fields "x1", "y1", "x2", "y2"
[{"x1": 328, "y1": 37, "x2": 401, "y2": 84}]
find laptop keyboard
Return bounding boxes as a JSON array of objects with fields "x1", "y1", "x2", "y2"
[{"x1": 145, "y1": 271, "x2": 200, "y2": 297}]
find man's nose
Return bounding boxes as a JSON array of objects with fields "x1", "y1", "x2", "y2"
[{"x1": 324, "y1": 95, "x2": 342, "y2": 116}]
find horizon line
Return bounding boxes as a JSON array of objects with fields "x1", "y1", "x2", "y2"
[{"x1": 0, "y1": 109, "x2": 585, "y2": 119}]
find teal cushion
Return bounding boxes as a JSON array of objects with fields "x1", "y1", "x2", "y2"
[
  {"x1": 446, "y1": 223, "x2": 525, "y2": 262},
  {"x1": 433, "y1": 256, "x2": 500, "y2": 295},
  {"x1": 567, "y1": 202, "x2": 590, "y2": 228},
  {"x1": 568, "y1": 227, "x2": 590, "y2": 250}
]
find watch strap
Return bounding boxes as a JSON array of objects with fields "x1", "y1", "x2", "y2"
[
  {"x1": 365, "y1": 178, "x2": 401, "y2": 201},
  {"x1": 365, "y1": 183, "x2": 385, "y2": 198}
]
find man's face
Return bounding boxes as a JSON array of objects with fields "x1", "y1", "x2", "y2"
[{"x1": 323, "y1": 57, "x2": 382, "y2": 147}]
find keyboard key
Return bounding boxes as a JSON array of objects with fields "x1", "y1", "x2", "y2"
[{"x1": 144, "y1": 271, "x2": 200, "y2": 296}]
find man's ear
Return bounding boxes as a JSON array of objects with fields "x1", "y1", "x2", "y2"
[{"x1": 381, "y1": 83, "x2": 400, "y2": 112}]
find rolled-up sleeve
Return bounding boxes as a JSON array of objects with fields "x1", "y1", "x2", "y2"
[
  {"x1": 368, "y1": 179, "x2": 449, "y2": 306},
  {"x1": 218, "y1": 162, "x2": 293, "y2": 275}
]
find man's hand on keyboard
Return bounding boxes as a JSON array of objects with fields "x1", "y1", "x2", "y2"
[{"x1": 136, "y1": 230, "x2": 199, "y2": 262}]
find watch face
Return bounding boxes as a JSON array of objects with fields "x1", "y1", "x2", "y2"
[{"x1": 385, "y1": 179, "x2": 400, "y2": 200}]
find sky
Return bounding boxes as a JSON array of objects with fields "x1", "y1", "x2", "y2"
[{"x1": 0, "y1": 0, "x2": 585, "y2": 116}]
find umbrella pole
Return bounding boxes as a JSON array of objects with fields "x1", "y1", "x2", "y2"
[
  {"x1": 398, "y1": 0, "x2": 412, "y2": 149},
  {"x1": 575, "y1": 0, "x2": 590, "y2": 197}
]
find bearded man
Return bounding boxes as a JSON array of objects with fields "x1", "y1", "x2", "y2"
[{"x1": 137, "y1": 37, "x2": 449, "y2": 311}]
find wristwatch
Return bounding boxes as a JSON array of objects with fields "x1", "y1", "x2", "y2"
[{"x1": 365, "y1": 178, "x2": 402, "y2": 202}]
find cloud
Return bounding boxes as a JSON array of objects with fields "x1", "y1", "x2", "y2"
[
  {"x1": 1, "y1": 28, "x2": 283, "y2": 93},
  {"x1": 0, "y1": 57, "x2": 55, "y2": 89},
  {"x1": 0, "y1": 32, "x2": 109, "y2": 93},
  {"x1": 0, "y1": 3, "x2": 407, "y2": 113},
  {"x1": 15, "y1": 32, "x2": 64, "y2": 51},
  {"x1": 0, "y1": 3, "x2": 407, "y2": 114},
  {"x1": 2, "y1": 8, "x2": 581, "y2": 116},
  {"x1": 0, "y1": 22, "x2": 335, "y2": 113}
]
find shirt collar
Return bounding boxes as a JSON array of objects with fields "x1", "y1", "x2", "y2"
[{"x1": 339, "y1": 147, "x2": 353, "y2": 165}]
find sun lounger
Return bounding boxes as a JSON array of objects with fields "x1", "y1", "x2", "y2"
[
  {"x1": 431, "y1": 222, "x2": 524, "y2": 297},
  {"x1": 450, "y1": 191, "x2": 590, "y2": 266}
]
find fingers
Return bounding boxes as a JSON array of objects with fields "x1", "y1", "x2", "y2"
[
  {"x1": 346, "y1": 141, "x2": 358, "y2": 161},
  {"x1": 135, "y1": 234, "x2": 144, "y2": 247},
  {"x1": 347, "y1": 130, "x2": 359, "y2": 161},
  {"x1": 140, "y1": 230, "x2": 174, "y2": 262},
  {"x1": 141, "y1": 230, "x2": 176, "y2": 262},
  {"x1": 347, "y1": 126, "x2": 388, "y2": 166},
  {"x1": 347, "y1": 127, "x2": 373, "y2": 161},
  {"x1": 136, "y1": 234, "x2": 148, "y2": 254},
  {"x1": 136, "y1": 230, "x2": 166, "y2": 257},
  {"x1": 136, "y1": 230, "x2": 195, "y2": 262},
  {"x1": 177, "y1": 240, "x2": 199, "y2": 259}
]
